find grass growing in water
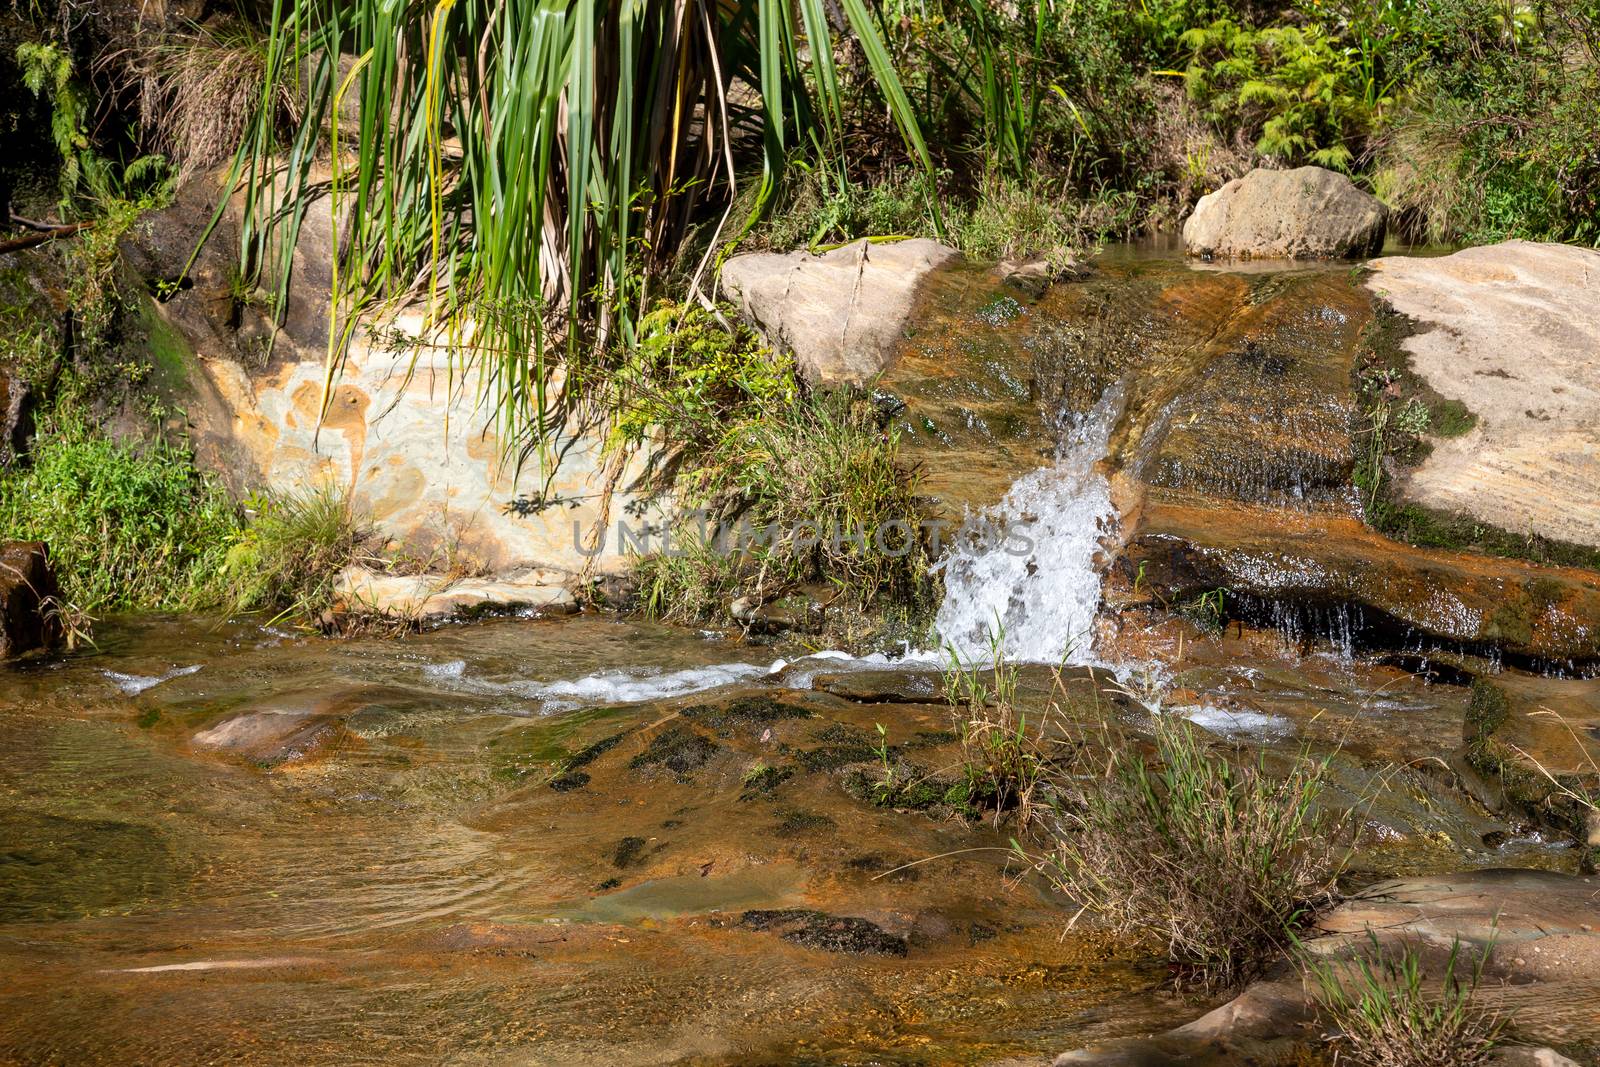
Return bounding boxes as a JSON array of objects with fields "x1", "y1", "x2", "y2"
[
  {"x1": 1306, "y1": 934, "x2": 1504, "y2": 1067},
  {"x1": 941, "y1": 633, "x2": 1063, "y2": 831},
  {"x1": 1037, "y1": 714, "x2": 1347, "y2": 988}
]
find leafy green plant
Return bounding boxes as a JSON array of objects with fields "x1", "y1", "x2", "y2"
[
  {"x1": 222, "y1": 0, "x2": 933, "y2": 469},
  {"x1": 16, "y1": 40, "x2": 88, "y2": 198},
  {"x1": 1305, "y1": 933, "x2": 1505, "y2": 1067},
  {"x1": 1181, "y1": 18, "x2": 1372, "y2": 170},
  {"x1": 0, "y1": 414, "x2": 242, "y2": 612},
  {"x1": 1036, "y1": 714, "x2": 1348, "y2": 987}
]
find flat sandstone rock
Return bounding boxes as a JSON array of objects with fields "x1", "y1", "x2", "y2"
[
  {"x1": 1366, "y1": 241, "x2": 1600, "y2": 547},
  {"x1": 720, "y1": 238, "x2": 958, "y2": 383}
]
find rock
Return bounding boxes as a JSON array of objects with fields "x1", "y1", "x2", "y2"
[
  {"x1": 1119, "y1": 500, "x2": 1600, "y2": 666},
  {"x1": 130, "y1": 171, "x2": 668, "y2": 579},
  {"x1": 333, "y1": 565, "x2": 578, "y2": 623},
  {"x1": 191, "y1": 710, "x2": 346, "y2": 765},
  {"x1": 1365, "y1": 241, "x2": 1600, "y2": 547},
  {"x1": 1488, "y1": 1048, "x2": 1584, "y2": 1067},
  {"x1": 720, "y1": 238, "x2": 959, "y2": 383},
  {"x1": 0, "y1": 541, "x2": 61, "y2": 659},
  {"x1": 1182, "y1": 166, "x2": 1387, "y2": 259},
  {"x1": 0, "y1": 364, "x2": 33, "y2": 469},
  {"x1": 738, "y1": 908, "x2": 909, "y2": 956},
  {"x1": 188, "y1": 685, "x2": 407, "y2": 764},
  {"x1": 997, "y1": 252, "x2": 1088, "y2": 297},
  {"x1": 1454, "y1": 677, "x2": 1600, "y2": 850}
]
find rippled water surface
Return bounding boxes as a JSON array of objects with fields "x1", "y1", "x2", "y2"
[{"x1": 1, "y1": 616, "x2": 1194, "y2": 1065}]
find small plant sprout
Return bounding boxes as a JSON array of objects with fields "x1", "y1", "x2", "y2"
[{"x1": 942, "y1": 624, "x2": 1060, "y2": 831}]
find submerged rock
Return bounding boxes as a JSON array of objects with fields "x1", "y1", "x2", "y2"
[
  {"x1": 1365, "y1": 241, "x2": 1600, "y2": 548},
  {"x1": 1182, "y1": 166, "x2": 1387, "y2": 259},
  {"x1": 720, "y1": 238, "x2": 958, "y2": 383},
  {"x1": 738, "y1": 908, "x2": 909, "y2": 956},
  {"x1": 0, "y1": 541, "x2": 61, "y2": 659},
  {"x1": 191, "y1": 710, "x2": 348, "y2": 766}
]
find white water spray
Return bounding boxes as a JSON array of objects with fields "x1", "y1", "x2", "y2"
[{"x1": 933, "y1": 385, "x2": 1125, "y2": 664}]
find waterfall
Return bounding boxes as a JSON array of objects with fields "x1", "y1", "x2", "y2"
[{"x1": 933, "y1": 385, "x2": 1125, "y2": 664}]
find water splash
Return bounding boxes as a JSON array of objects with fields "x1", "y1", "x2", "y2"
[
  {"x1": 934, "y1": 386, "x2": 1125, "y2": 663},
  {"x1": 103, "y1": 665, "x2": 203, "y2": 695}
]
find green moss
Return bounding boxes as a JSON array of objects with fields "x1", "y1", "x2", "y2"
[
  {"x1": 628, "y1": 725, "x2": 719, "y2": 781},
  {"x1": 1463, "y1": 681, "x2": 1510, "y2": 743},
  {"x1": 682, "y1": 696, "x2": 812, "y2": 737},
  {"x1": 739, "y1": 762, "x2": 794, "y2": 800},
  {"x1": 771, "y1": 809, "x2": 834, "y2": 837}
]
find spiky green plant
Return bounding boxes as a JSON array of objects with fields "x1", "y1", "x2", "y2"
[{"x1": 221, "y1": 0, "x2": 931, "y2": 470}]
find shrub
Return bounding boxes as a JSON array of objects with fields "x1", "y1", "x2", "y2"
[
  {"x1": 1306, "y1": 934, "x2": 1504, "y2": 1067},
  {"x1": 619, "y1": 306, "x2": 935, "y2": 629},
  {"x1": 1180, "y1": 18, "x2": 1373, "y2": 171},
  {"x1": 224, "y1": 485, "x2": 364, "y2": 621},
  {"x1": 1037, "y1": 715, "x2": 1348, "y2": 987},
  {"x1": 0, "y1": 415, "x2": 241, "y2": 612}
]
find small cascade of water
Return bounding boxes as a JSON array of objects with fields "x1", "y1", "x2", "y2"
[{"x1": 933, "y1": 386, "x2": 1125, "y2": 664}]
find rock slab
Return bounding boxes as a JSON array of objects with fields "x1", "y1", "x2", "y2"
[
  {"x1": 720, "y1": 238, "x2": 958, "y2": 383},
  {"x1": 1183, "y1": 166, "x2": 1387, "y2": 259},
  {"x1": 1366, "y1": 240, "x2": 1600, "y2": 547},
  {"x1": 0, "y1": 541, "x2": 61, "y2": 659}
]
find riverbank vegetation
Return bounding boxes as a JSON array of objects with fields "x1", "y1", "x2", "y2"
[
  {"x1": 626, "y1": 304, "x2": 935, "y2": 639},
  {"x1": 1037, "y1": 713, "x2": 1348, "y2": 987},
  {"x1": 3, "y1": 0, "x2": 1597, "y2": 623}
]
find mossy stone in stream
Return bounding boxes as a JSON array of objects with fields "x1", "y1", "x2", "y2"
[
  {"x1": 545, "y1": 728, "x2": 634, "y2": 791},
  {"x1": 629, "y1": 725, "x2": 719, "y2": 781},
  {"x1": 0, "y1": 812, "x2": 175, "y2": 923},
  {"x1": 795, "y1": 722, "x2": 882, "y2": 772},
  {"x1": 610, "y1": 836, "x2": 649, "y2": 868},
  {"x1": 1464, "y1": 680, "x2": 1511, "y2": 743},
  {"x1": 771, "y1": 809, "x2": 834, "y2": 837},
  {"x1": 681, "y1": 696, "x2": 812, "y2": 737},
  {"x1": 739, "y1": 763, "x2": 794, "y2": 800},
  {"x1": 739, "y1": 908, "x2": 908, "y2": 956}
]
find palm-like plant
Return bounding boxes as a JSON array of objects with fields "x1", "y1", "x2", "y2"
[{"x1": 224, "y1": 0, "x2": 930, "y2": 468}]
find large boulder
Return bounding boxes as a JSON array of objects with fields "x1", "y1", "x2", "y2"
[
  {"x1": 1365, "y1": 241, "x2": 1600, "y2": 547},
  {"x1": 1183, "y1": 166, "x2": 1387, "y2": 259},
  {"x1": 720, "y1": 238, "x2": 959, "y2": 383},
  {"x1": 0, "y1": 541, "x2": 61, "y2": 659},
  {"x1": 127, "y1": 173, "x2": 666, "y2": 580}
]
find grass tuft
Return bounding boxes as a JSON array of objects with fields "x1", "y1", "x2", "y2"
[
  {"x1": 1037, "y1": 713, "x2": 1348, "y2": 988},
  {"x1": 224, "y1": 485, "x2": 365, "y2": 622},
  {"x1": 1306, "y1": 933, "x2": 1504, "y2": 1067}
]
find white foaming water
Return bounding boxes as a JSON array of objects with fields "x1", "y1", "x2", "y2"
[
  {"x1": 933, "y1": 385, "x2": 1124, "y2": 664},
  {"x1": 104, "y1": 665, "x2": 203, "y2": 696},
  {"x1": 422, "y1": 386, "x2": 1128, "y2": 708},
  {"x1": 1173, "y1": 705, "x2": 1293, "y2": 739},
  {"x1": 421, "y1": 658, "x2": 794, "y2": 713}
]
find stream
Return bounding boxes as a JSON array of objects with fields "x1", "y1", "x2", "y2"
[{"x1": 3, "y1": 245, "x2": 1597, "y2": 1065}]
